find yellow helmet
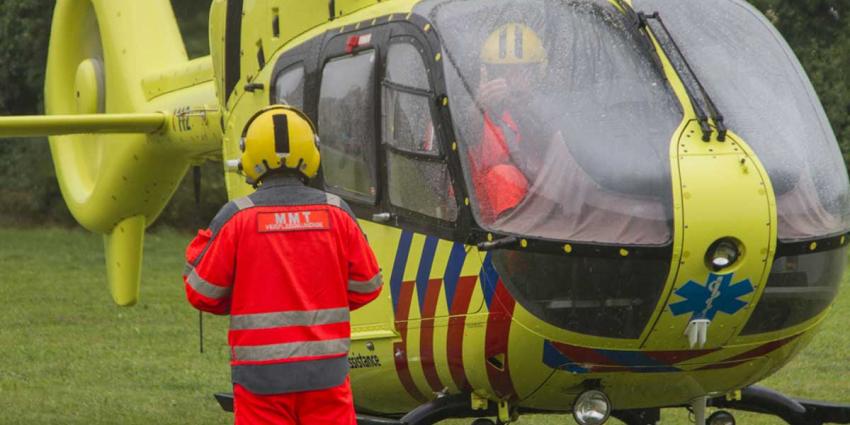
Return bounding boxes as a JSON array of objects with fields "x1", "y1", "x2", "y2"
[
  {"x1": 481, "y1": 23, "x2": 546, "y2": 65},
  {"x1": 239, "y1": 105, "x2": 320, "y2": 185}
]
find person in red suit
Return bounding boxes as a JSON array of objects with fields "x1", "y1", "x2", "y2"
[
  {"x1": 469, "y1": 23, "x2": 550, "y2": 223},
  {"x1": 183, "y1": 105, "x2": 383, "y2": 424}
]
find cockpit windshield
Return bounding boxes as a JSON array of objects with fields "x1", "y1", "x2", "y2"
[
  {"x1": 635, "y1": 0, "x2": 850, "y2": 240},
  {"x1": 417, "y1": 0, "x2": 682, "y2": 245}
]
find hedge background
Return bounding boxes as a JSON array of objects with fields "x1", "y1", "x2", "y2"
[{"x1": 1, "y1": 0, "x2": 848, "y2": 229}]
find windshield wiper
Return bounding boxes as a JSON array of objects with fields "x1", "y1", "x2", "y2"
[{"x1": 635, "y1": 11, "x2": 727, "y2": 142}]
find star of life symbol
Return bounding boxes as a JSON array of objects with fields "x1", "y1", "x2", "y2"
[
  {"x1": 669, "y1": 273, "x2": 754, "y2": 348},
  {"x1": 670, "y1": 273, "x2": 754, "y2": 320}
]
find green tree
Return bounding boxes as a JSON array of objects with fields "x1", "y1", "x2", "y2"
[
  {"x1": 173, "y1": 1, "x2": 213, "y2": 58},
  {"x1": 0, "y1": 1, "x2": 64, "y2": 224},
  {"x1": 748, "y1": 0, "x2": 850, "y2": 162},
  {"x1": 0, "y1": 0, "x2": 50, "y2": 116}
]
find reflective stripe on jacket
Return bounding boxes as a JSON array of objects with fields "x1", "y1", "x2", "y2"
[{"x1": 182, "y1": 175, "x2": 383, "y2": 394}]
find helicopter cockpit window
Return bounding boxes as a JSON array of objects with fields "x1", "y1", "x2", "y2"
[
  {"x1": 417, "y1": 0, "x2": 682, "y2": 245},
  {"x1": 382, "y1": 41, "x2": 458, "y2": 221},
  {"x1": 491, "y1": 250, "x2": 670, "y2": 339},
  {"x1": 741, "y1": 246, "x2": 847, "y2": 335},
  {"x1": 274, "y1": 65, "x2": 304, "y2": 109},
  {"x1": 636, "y1": 0, "x2": 850, "y2": 240},
  {"x1": 319, "y1": 51, "x2": 378, "y2": 203}
]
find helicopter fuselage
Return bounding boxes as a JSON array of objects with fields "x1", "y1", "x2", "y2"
[{"x1": 215, "y1": 0, "x2": 848, "y2": 415}]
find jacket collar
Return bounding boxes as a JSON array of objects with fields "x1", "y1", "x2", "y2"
[{"x1": 258, "y1": 174, "x2": 305, "y2": 189}]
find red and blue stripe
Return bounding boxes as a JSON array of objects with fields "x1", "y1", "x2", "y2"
[
  {"x1": 544, "y1": 334, "x2": 799, "y2": 373},
  {"x1": 389, "y1": 235, "x2": 518, "y2": 399},
  {"x1": 390, "y1": 230, "x2": 427, "y2": 402}
]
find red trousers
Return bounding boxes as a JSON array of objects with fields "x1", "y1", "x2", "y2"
[{"x1": 234, "y1": 377, "x2": 357, "y2": 425}]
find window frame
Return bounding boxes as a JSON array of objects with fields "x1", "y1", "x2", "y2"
[
  {"x1": 381, "y1": 35, "x2": 460, "y2": 224},
  {"x1": 307, "y1": 18, "x2": 472, "y2": 241},
  {"x1": 268, "y1": 37, "x2": 316, "y2": 107},
  {"x1": 381, "y1": 79, "x2": 442, "y2": 160},
  {"x1": 316, "y1": 48, "x2": 382, "y2": 205}
]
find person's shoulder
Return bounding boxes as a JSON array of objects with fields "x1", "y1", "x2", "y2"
[
  {"x1": 205, "y1": 196, "x2": 254, "y2": 233},
  {"x1": 322, "y1": 192, "x2": 357, "y2": 222}
]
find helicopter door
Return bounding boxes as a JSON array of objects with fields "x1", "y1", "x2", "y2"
[
  {"x1": 380, "y1": 36, "x2": 484, "y2": 320},
  {"x1": 315, "y1": 33, "x2": 405, "y2": 402},
  {"x1": 377, "y1": 30, "x2": 488, "y2": 398},
  {"x1": 313, "y1": 24, "x2": 486, "y2": 401},
  {"x1": 382, "y1": 40, "x2": 458, "y2": 222},
  {"x1": 317, "y1": 42, "x2": 392, "y2": 332}
]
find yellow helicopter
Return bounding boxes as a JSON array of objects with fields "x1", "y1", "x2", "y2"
[{"x1": 1, "y1": 0, "x2": 850, "y2": 424}]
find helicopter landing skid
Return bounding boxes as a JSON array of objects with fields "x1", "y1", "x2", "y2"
[
  {"x1": 213, "y1": 392, "x2": 494, "y2": 425},
  {"x1": 709, "y1": 385, "x2": 850, "y2": 425},
  {"x1": 214, "y1": 386, "x2": 850, "y2": 425},
  {"x1": 395, "y1": 394, "x2": 497, "y2": 425}
]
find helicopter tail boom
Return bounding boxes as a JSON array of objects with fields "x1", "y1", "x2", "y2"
[{"x1": 0, "y1": 113, "x2": 167, "y2": 138}]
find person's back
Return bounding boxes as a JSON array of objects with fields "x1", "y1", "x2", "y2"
[{"x1": 183, "y1": 105, "x2": 382, "y2": 424}]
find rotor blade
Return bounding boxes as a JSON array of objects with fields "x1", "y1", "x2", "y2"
[{"x1": 0, "y1": 113, "x2": 167, "y2": 138}]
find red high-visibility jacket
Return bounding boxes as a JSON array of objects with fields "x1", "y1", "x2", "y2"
[
  {"x1": 183, "y1": 176, "x2": 383, "y2": 395},
  {"x1": 470, "y1": 111, "x2": 529, "y2": 221}
]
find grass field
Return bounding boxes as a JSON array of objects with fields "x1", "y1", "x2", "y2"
[{"x1": 1, "y1": 227, "x2": 848, "y2": 424}]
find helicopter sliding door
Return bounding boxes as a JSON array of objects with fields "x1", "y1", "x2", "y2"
[
  {"x1": 312, "y1": 31, "x2": 412, "y2": 410},
  {"x1": 311, "y1": 18, "x2": 487, "y2": 409}
]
